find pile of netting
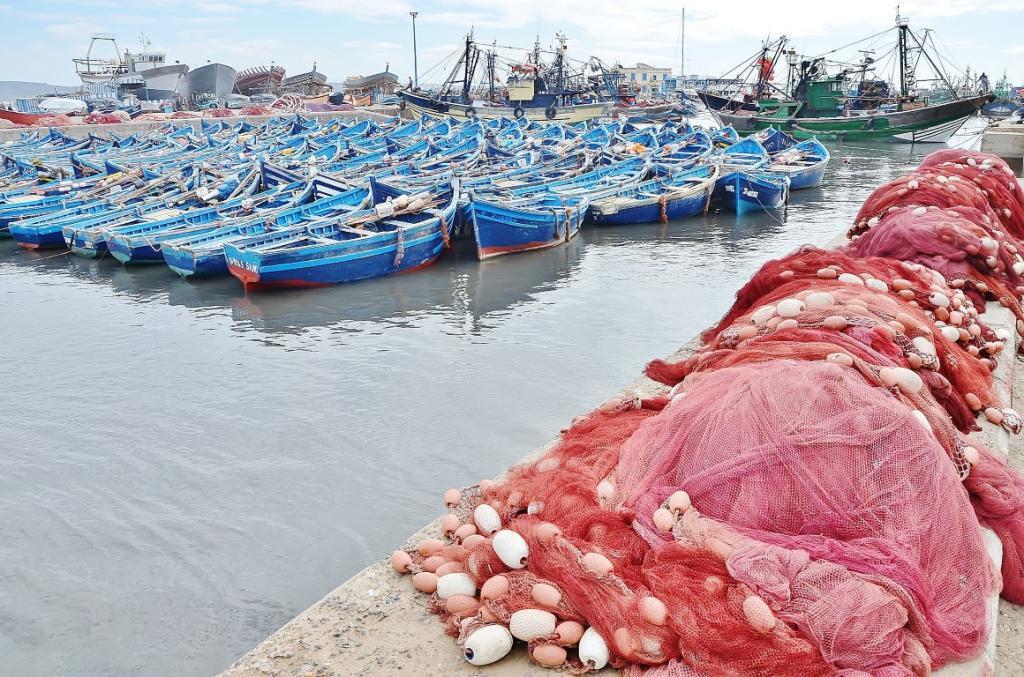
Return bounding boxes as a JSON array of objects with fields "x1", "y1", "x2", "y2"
[{"x1": 389, "y1": 149, "x2": 1024, "y2": 675}]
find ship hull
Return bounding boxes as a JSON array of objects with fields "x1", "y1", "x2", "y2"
[
  {"x1": 400, "y1": 92, "x2": 610, "y2": 123},
  {"x1": 715, "y1": 94, "x2": 991, "y2": 143},
  {"x1": 184, "y1": 63, "x2": 238, "y2": 98}
]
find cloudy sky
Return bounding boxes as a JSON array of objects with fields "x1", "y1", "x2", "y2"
[{"x1": 3, "y1": 0, "x2": 1023, "y2": 87}]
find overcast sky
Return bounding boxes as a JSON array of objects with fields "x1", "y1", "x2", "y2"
[{"x1": 3, "y1": 0, "x2": 1022, "y2": 87}]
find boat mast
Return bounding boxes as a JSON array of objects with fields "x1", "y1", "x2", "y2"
[
  {"x1": 487, "y1": 42, "x2": 496, "y2": 103},
  {"x1": 680, "y1": 6, "x2": 685, "y2": 84},
  {"x1": 896, "y1": 8, "x2": 908, "y2": 98}
]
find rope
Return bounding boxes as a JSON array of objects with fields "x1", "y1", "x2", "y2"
[
  {"x1": 439, "y1": 212, "x2": 450, "y2": 249},
  {"x1": 659, "y1": 194, "x2": 669, "y2": 224},
  {"x1": 394, "y1": 227, "x2": 405, "y2": 268},
  {"x1": 563, "y1": 207, "x2": 572, "y2": 243}
]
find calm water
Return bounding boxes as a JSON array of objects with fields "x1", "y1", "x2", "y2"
[{"x1": 0, "y1": 133, "x2": 979, "y2": 675}]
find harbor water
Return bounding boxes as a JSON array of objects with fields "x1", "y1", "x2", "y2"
[{"x1": 0, "y1": 133, "x2": 981, "y2": 675}]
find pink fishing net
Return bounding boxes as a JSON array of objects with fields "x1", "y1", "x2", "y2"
[{"x1": 388, "y1": 149, "x2": 1024, "y2": 675}]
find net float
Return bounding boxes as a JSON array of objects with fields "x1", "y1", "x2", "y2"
[
  {"x1": 968, "y1": 345, "x2": 981, "y2": 356},
  {"x1": 897, "y1": 289, "x2": 916, "y2": 300},
  {"x1": 985, "y1": 407, "x2": 1004, "y2": 425},
  {"x1": 581, "y1": 551, "x2": 614, "y2": 575},
  {"x1": 462, "y1": 534, "x2": 486, "y2": 549},
  {"x1": 940, "y1": 326, "x2": 960, "y2": 342},
  {"x1": 639, "y1": 596, "x2": 668, "y2": 625},
  {"x1": 390, "y1": 551, "x2": 412, "y2": 573},
  {"x1": 480, "y1": 574, "x2": 510, "y2": 600},
  {"x1": 613, "y1": 627, "x2": 637, "y2": 658},
  {"x1": 440, "y1": 513, "x2": 461, "y2": 536},
  {"x1": 473, "y1": 504, "x2": 502, "y2": 535},
  {"x1": 826, "y1": 353, "x2": 854, "y2": 367},
  {"x1": 765, "y1": 316, "x2": 783, "y2": 330},
  {"x1": 911, "y1": 336, "x2": 936, "y2": 356},
  {"x1": 527, "y1": 501, "x2": 544, "y2": 515},
  {"x1": 419, "y1": 538, "x2": 445, "y2": 557},
  {"x1": 445, "y1": 544, "x2": 469, "y2": 562},
  {"x1": 816, "y1": 267, "x2": 838, "y2": 279},
  {"x1": 742, "y1": 596, "x2": 777, "y2": 633},
  {"x1": 958, "y1": 328, "x2": 971, "y2": 343},
  {"x1": 653, "y1": 508, "x2": 675, "y2": 532},
  {"x1": 750, "y1": 305, "x2": 776, "y2": 326},
  {"x1": 531, "y1": 582, "x2": 562, "y2": 608},
  {"x1": 579, "y1": 627, "x2": 610, "y2": 670},
  {"x1": 965, "y1": 393, "x2": 983, "y2": 411},
  {"x1": 778, "y1": 269, "x2": 794, "y2": 279},
  {"x1": 969, "y1": 324, "x2": 983, "y2": 338},
  {"x1": 443, "y1": 489, "x2": 461, "y2": 507},
  {"x1": 928, "y1": 292, "x2": 950, "y2": 308},
  {"x1": 668, "y1": 490, "x2": 691, "y2": 513},
  {"x1": 555, "y1": 620, "x2": 586, "y2": 646},
  {"x1": 777, "y1": 318, "x2": 799, "y2": 330},
  {"x1": 534, "y1": 522, "x2": 562, "y2": 545},
  {"x1": 463, "y1": 625, "x2": 513, "y2": 666},
  {"x1": 510, "y1": 609, "x2": 557, "y2": 641},
  {"x1": 736, "y1": 324, "x2": 758, "y2": 341},
  {"x1": 436, "y1": 561, "x2": 465, "y2": 577},
  {"x1": 980, "y1": 236, "x2": 998, "y2": 253},
  {"x1": 492, "y1": 529, "x2": 529, "y2": 569},
  {"x1": 454, "y1": 523, "x2": 478, "y2": 542},
  {"x1": 436, "y1": 572, "x2": 476, "y2": 599},
  {"x1": 775, "y1": 298, "x2": 805, "y2": 318},
  {"x1": 479, "y1": 605, "x2": 499, "y2": 622},
  {"x1": 911, "y1": 410, "x2": 932, "y2": 431},
  {"x1": 964, "y1": 446, "x2": 980, "y2": 467},
  {"x1": 865, "y1": 278, "x2": 888, "y2": 292},
  {"x1": 421, "y1": 555, "x2": 446, "y2": 573},
  {"x1": 879, "y1": 367, "x2": 923, "y2": 394},
  {"x1": 445, "y1": 594, "x2": 480, "y2": 616},
  {"x1": 506, "y1": 491, "x2": 524, "y2": 509},
  {"x1": 892, "y1": 278, "x2": 912, "y2": 291},
  {"x1": 597, "y1": 480, "x2": 615, "y2": 501},
  {"x1": 1014, "y1": 261, "x2": 1024, "y2": 276},
  {"x1": 532, "y1": 643, "x2": 567, "y2": 668},
  {"x1": 934, "y1": 307, "x2": 949, "y2": 322},
  {"x1": 895, "y1": 313, "x2": 920, "y2": 332},
  {"x1": 823, "y1": 315, "x2": 848, "y2": 331},
  {"x1": 412, "y1": 571, "x2": 438, "y2": 593},
  {"x1": 838, "y1": 272, "x2": 865, "y2": 285},
  {"x1": 805, "y1": 291, "x2": 835, "y2": 310}
]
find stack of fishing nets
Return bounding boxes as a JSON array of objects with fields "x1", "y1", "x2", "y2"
[{"x1": 389, "y1": 149, "x2": 1024, "y2": 675}]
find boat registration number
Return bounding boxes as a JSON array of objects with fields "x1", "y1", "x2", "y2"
[
  {"x1": 742, "y1": 188, "x2": 760, "y2": 198},
  {"x1": 227, "y1": 257, "x2": 258, "y2": 272}
]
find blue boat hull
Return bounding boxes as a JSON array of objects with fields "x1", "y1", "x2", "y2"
[
  {"x1": 713, "y1": 173, "x2": 788, "y2": 214},
  {"x1": 589, "y1": 190, "x2": 709, "y2": 225},
  {"x1": 470, "y1": 200, "x2": 584, "y2": 259},
  {"x1": 9, "y1": 223, "x2": 65, "y2": 249},
  {"x1": 107, "y1": 238, "x2": 167, "y2": 264},
  {"x1": 227, "y1": 230, "x2": 449, "y2": 288},
  {"x1": 787, "y1": 162, "x2": 828, "y2": 190},
  {"x1": 65, "y1": 229, "x2": 108, "y2": 258},
  {"x1": 164, "y1": 248, "x2": 232, "y2": 278}
]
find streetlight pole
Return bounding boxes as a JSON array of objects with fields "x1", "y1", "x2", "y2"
[{"x1": 409, "y1": 11, "x2": 419, "y2": 89}]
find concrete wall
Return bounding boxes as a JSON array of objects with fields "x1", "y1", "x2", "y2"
[{"x1": 981, "y1": 121, "x2": 1024, "y2": 175}]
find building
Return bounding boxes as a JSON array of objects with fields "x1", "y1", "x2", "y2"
[{"x1": 615, "y1": 63, "x2": 673, "y2": 97}]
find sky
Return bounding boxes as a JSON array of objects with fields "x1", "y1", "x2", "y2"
[{"x1": 2, "y1": 0, "x2": 1023, "y2": 87}]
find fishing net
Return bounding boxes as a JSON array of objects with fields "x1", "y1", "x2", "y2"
[{"x1": 388, "y1": 148, "x2": 1024, "y2": 675}]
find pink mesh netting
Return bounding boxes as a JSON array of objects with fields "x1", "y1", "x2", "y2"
[{"x1": 387, "y1": 148, "x2": 1024, "y2": 676}]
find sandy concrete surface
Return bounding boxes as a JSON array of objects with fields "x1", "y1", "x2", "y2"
[{"x1": 996, "y1": 350, "x2": 1024, "y2": 675}]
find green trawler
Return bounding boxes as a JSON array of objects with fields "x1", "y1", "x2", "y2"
[{"x1": 712, "y1": 13, "x2": 992, "y2": 143}]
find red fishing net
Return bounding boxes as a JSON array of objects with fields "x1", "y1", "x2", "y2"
[{"x1": 387, "y1": 149, "x2": 1024, "y2": 675}]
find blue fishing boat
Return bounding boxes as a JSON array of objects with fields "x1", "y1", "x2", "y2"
[
  {"x1": 468, "y1": 193, "x2": 588, "y2": 259},
  {"x1": 223, "y1": 181, "x2": 459, "y2": 288},
  {"x1": 588, "y1": 165, "x2": 719, "y2": 225},
  {"x1": 766, "y1": 138, "x2": 830, "y2": 190},
  {"x1": 713, "y1": 170, "x2": 790, "y2": 214}
]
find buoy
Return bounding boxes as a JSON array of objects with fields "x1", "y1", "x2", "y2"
[
  {"x1": 816, "y1": 267, "x2": 838, "y2": 279},
  {"x1": 892, "y1": 278, "x2": 912, "y2": 291},
  {"x1": 965, "y1": 393, "x2": 983, "y2": 411},
  {"x1": 462, "y1": 534, "x2": 486, "y2": 549},
  {"x1": 581, "y1": 552, "x2": 614, "y2": 576},
  {"x1": 390, "y1": 551, "x2": 412, "y2": 573},
  {"x1": 911, "y1": 336, "x2": 936, "y2": 356},
  {"x1": 985, "y1": 407, "x2": 1004, "y2": 425},
  {"x1": 964, "y1": 446, "x2": 980, "y2": 467},
  {"x1": 579, "y1": 627, "x2": 610, "y2": 669},
  {"x1": 463, "y1": 625, "x2": 514, "y2": 666},
  {"x1": 479, "y1": 575, "x2": 510, "y2": 601},
  {"x1": 441, "y1": 513, "x2": 461, "y2": 536},
  {"x1": 668, "y1": 490, "x2": 691, "y2": 513},
  {"x1": 639, "y1": 596, "x2": 668, "y2": 625},
  {"x1": 436, "y1": 561, "x2": 465, "y2": 577},
  {"x1": 443, "y1": 488, "x2": 461, "y2": 507},
  {"x1": 928, "y1": 292, "x2": 950, "y2": 308},
  {"x1": 751, "y1": 305, "x2": 776, "y2": 326},
  {"x1": 653, "y1": 508, "x2": 675, "y2": 532},
  {"x1": 421, "y1": 555, "x2": 446, "y2": 573},
  {"x1": 532, "y1": 643, "x2": 568, "y2": 668},
  {"x1": 419, "y1": 539, "x2": 445, "y2": 557},
  {"x1": 413, "y1": 571, "x2": 438, "y2": 593},
  {"x1": 446, "y1": 594, "x2": 480, "y2": 616},
  {"x1": 940, "y1": 326, "x2": 960, "y2": 342},
  {"x1": 534, "y1": 522, "x2": 561, "y2": 545},
  {"x1": 743, "y1": 596, "x2": 777, "y2": 633},
  {"x1": 838, "y1": 272, "x2": 864, "y2": 285},
  {"x1": 536, "y1": 458, "x2": 560, "y2": 472},
  {"x1": 777, "y1": 318, "x2": 799, "y2": 330},
  {"x1": 492, "y1": 529, "x2": 529, "y2": 569},
  {"x1": 911, "y1": 410, "x2": 932, "y2": 431},
  {"x1": 532, "y1": 582, "x2": 562, "y2": 608},
  {"x1": 473, "y1": 504, "x2": 502, "y2": 535},
  {"x1": 436, "y1": 572, "x2": 476, "y2": 599},
  {"x1": 827, "y1": 353, "x2": 853, "y2": 367},
  {"x1": 823, "y1": 315, "x2": 848, "y2": 331},
  {"x1": 597, "y1": 480, "x2": 615, "y2": 501},
  {"x1": 804, "y1": 291, "x2": 835, "y2": 310},
  {"x1": 510, "y1": 608, "x2": 557, "y2": 641},
  {"x1": 878, "y1": 367, "x2": 923, "y2": 394},
  {"x1": 454, "y1": 523, "x2": 478, "y2": 542},
  {"x1": 865, "y1": 278, "x2": 888, "y2": 292},
  {"x1": 555, "y1": 620, "x2": 586, "y2": 646},
  {"x1": 776, "y1": 298, "x2": 805, "y2": 318},
  {"x1": 737, "y1": 325, "x2": 758, "y2": 341}
]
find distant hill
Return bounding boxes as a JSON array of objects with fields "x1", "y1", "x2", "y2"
[{"x1": 0, "y1": 80, "x2": 81, "y2": 101}]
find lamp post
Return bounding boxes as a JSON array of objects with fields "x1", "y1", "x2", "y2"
[{"x1": 410, "y1": 11, "x2": 419, "y2": 89}]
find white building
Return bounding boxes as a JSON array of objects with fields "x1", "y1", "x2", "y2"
[{"x1": 616, "y1": 63, "x2": 673, "y2": 97}]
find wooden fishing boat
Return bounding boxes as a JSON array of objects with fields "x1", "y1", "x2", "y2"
[
  {"x1": 468, "y1": 193, "x2": 588, "y2": 260},
  {"x1": 588, "y1": 165, "x2": 718, "y2": 225},
  {"x1": 713, "y1": 170, "x2": 790, "y2": 214},
  {"x1": 765, "y1": 137, "x2": 830, "y2": 190},
  {"x1": 223, "y1": 181, "x2": 458, "y2": 288}
]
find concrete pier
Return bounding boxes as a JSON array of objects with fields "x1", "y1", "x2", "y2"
[
  {"x1": 981, "y1": 120, "x2": 1024, "y2": 175},
  {"x1": 223, "y1": 230, "x2": 1024, "y2": 676},
  {"x1": 0, "y1": 108, "x2": 400, "y2": 144}
]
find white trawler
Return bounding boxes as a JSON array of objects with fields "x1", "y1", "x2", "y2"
[{"x1": 73, "y1": 33, "x2": 188, "y2": 101}]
